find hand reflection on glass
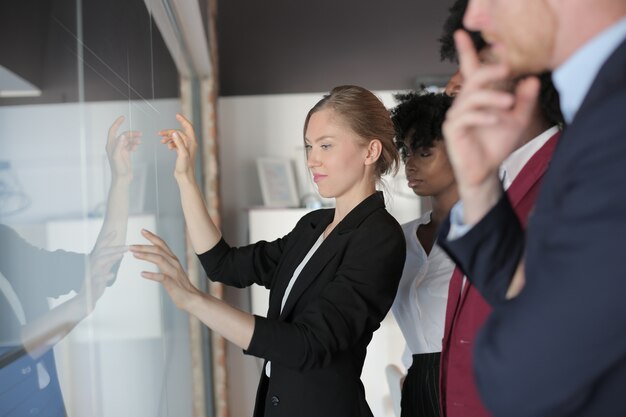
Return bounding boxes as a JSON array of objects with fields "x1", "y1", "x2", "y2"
[
  {"x1": 106, "y1": 115, "x2": 142, "y2": 181},
  {"x1": 1, "y1": 116, "x2": 140, "y2": 365},
  {"x1": 79, "y1": 233, "x2": 127, "y2": 314}
]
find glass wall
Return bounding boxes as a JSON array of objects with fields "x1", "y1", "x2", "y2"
[{"x1": 0, "y1": 0, "x2": 202, "y2": 416}]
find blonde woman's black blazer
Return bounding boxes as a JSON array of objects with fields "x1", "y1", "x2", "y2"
[{"x1": 198, "y1": 191, "x2": 406, "y2": 417}]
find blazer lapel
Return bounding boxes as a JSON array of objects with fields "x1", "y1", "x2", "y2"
[
  {"x1": 278, "y1": 233, "x2": 342, "y2": 320},
  {"x1": 266, "y1": 211, "x2": 332, "y2": 320},
  {"x1": 443, "y1": 267, "x2": 465, "y2": 343},
  {"x1": 278, "y1": 191, "x2": 386, "y2": 320}
]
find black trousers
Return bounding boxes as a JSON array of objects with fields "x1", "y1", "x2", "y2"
[{"x1": 400, "y1": 352, "x2": 441, "y2": 417}]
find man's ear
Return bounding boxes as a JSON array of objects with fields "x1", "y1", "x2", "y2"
[{"x1": 365, "y1": 139, "x2": 382, "y2": 166}]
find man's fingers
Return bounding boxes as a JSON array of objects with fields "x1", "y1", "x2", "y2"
[
  {"x1": 459, "y1": 64, "x2": 511, "y2": 96},
  {"x1": 444, "y1": 110, "x2": 500, "y2": 138},
  {"x1": 512, "y1": 76, "x2": 541, "y2": 121},
  {"x1": 455, "y1": 30, "x2": 481, "y2": 77},
  {"x1": 447, "y1": 90, "x2": 514, "y2": 120}
]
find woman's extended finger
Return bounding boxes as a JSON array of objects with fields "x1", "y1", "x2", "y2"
[
  {"x1": 159, "y1": 130, "x2": 192, "y2": 154},
  {"x1": 139, "y1": 229, "x2": 177, "y2": 257},
  {"x1": 108, "y1": 115, "x2": 125, "y2": 139},
  {"x1": 158, "y1": 129, "x2": 182, "y2": 148},
  {"x1": 129, "y1": 243, "x2": 177, "y2": 267},
  {"x1": 132, "y1": 249, "x2": 178, "y2": 276},
  {"x1": 175, "y1": 113, "x2": 196, "y2": 141},
  {"x1": 169, "y1": 131, "x2": 190, "y2": 155},
  {"x1": 140, "y1": 270, "x2": 170, "y2": 283},
  {"x1": 158, "y1": 129, "x2": 189, "y2": 142}
]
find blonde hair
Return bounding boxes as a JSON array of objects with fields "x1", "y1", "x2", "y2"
[{"x1": 303, "y1": 85, "x2": 400, "y2": 178}]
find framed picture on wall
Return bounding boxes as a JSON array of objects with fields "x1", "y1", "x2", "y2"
[{"x1": 256, "y1": 157, "x2": 300, "y2": 208}]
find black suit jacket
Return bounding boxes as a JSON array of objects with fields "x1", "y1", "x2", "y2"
[
  {"x1": 199, "y1": 192, "x2": 406, "y2": 417},
  {"x1": 439, "y1": 37, "x2": 626, "y2": 417}
]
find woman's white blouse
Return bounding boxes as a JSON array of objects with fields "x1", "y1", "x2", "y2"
[{"x1": 391, "y1": 211, "x2": 456, "y2": 363}]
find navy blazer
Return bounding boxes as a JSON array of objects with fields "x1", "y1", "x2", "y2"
[
  {"x1": 439, "y1": 37, "x2": 626, "y2": 417},
  {"x1": 199, "y1": 192, "x2": 406, "y2": 417}
]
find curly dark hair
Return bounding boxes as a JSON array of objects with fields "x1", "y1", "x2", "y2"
[
  {"x1": 439, "y1": 0, "x2": 487, "y2": 63},
  {"x1": 439, "y1": 0, "x2": 564, "y2": 126},
  {"x1": 391, "y1": 91, "x2": 454, "y2": 160},
  {"x1": 537, "y1": 72, "x2": 564, "y2": 127}
]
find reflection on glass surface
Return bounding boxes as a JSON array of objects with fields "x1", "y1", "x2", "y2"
[
  {"x1": 0, "y1": 1, "x2": 194, "y2": 416},
  {"x1": 0, "y1": 161, "x2": 31, "y2": 216}
]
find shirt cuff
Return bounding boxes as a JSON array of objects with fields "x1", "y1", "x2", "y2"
[{"x1": 447, "y1": 201, "x2": 473, "y2": 240}]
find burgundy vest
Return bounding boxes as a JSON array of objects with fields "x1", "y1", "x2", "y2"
[{"x1": 439, "y1": 132, "x2": 560, "y2": 417}]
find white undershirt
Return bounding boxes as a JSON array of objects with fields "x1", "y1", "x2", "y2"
[
  {"x1": 265, "y1": 234, "x2": 325, "y2": 377},
  {"x1": 499, "y1": 126, "x2": 559, "y2": 190},
  {"x1": 391, "y1": 211, "x2": 456, "y2": 368}
]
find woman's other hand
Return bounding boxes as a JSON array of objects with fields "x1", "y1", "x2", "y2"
[
  {"x1": 158, "y1": 113, "x2": 199, "y2": 182},
  {"x1": 130, "y1": 229, "x2": 203, "y2": 310}
]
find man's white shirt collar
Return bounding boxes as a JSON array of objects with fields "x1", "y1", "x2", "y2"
[{"x1": 499, "y1": 126, "x2": 560, "y2": 190}]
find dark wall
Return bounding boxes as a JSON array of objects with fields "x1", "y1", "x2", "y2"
[
  {"x1": 0, "y1": 0, "x2": 179, "y2": 106},
  {"x1": 1, "y1": 0, "x2": 458, "y2": 104},
  {"x1": 81, "y1": 0, "x2": 179, "y2": 102},
  {"x1": 217, "y1": 0, "x2": 457, "y2": 96},
  {"x1": 0, "y1": 0, "x2": 53, "y2": 91}
]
